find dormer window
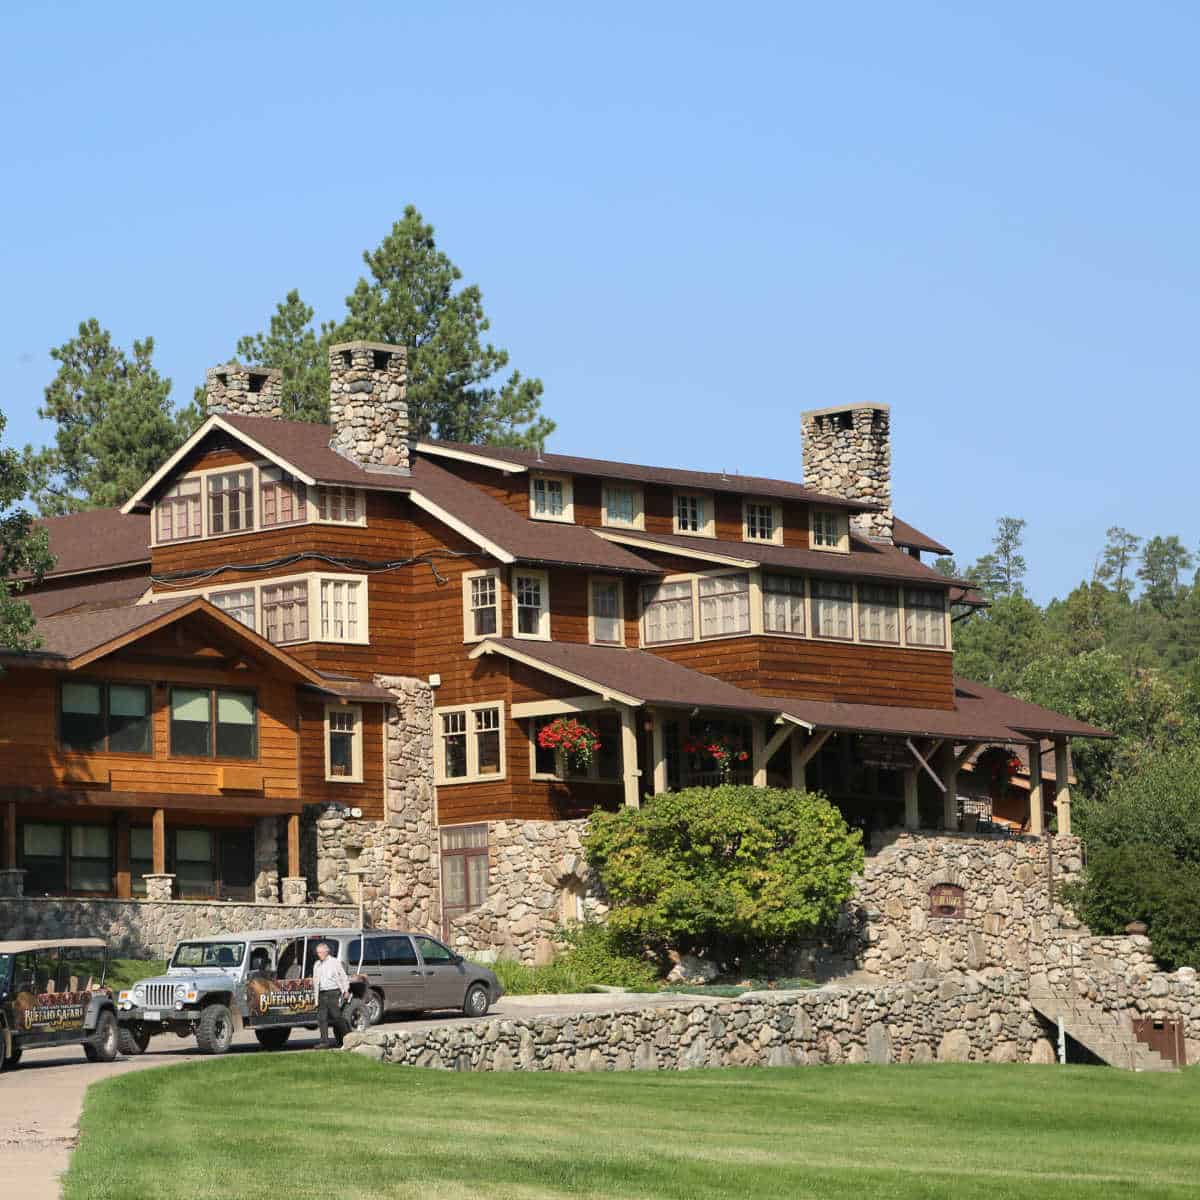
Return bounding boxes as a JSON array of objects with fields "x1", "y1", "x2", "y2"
[
  {"x1": 674, "y1": 492, "x2": 714, "y2": 537},
  {"x1": 530, "y1": 474, "x2": 573, "y2": 522},
  {"x1": 316, "y1": 486, "x2": 362, "y2": 525},
  {"x1": 260, "y1": 467, "x2": 306, "y2": 527},
  {"x1": 156, "y1": 478, "x2": 202, "y2": 543},
  {"x1": 601, "y1": 482, "x2": 644, "y2": 529},
  {"x1": 810, "y1": 508, "x2": 848, "y2": 553},
  {"x1": 743, "y1": 500, "x2": 782, "y2": 544},
  {"x1": 208, "y1": 470, "x2": 254, "y2": 535}
]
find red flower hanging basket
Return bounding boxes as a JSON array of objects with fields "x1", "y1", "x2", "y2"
[{"x1": 538, "y1": 717, "x2": 602, "y2": 772}]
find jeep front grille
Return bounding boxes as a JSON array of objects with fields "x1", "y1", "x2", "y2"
[{"x1": 143, "y1": 984, "x2": 177, "y2": 1009}]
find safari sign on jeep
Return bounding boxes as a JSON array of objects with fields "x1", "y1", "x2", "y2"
[
  {"x1": 0, "y1": 938, "x2": 119, "y2": 1071},
  {"x1": 116, "y1": 928, "x2": 369, "y2": 1055}
]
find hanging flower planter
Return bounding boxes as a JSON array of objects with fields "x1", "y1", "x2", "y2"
[
  {"x1": 978, "y1": 746, "x2": 1023, "y2": 800},
  {"x1": 682, "y1": 735, "x2": 750, "y2": 783},
  {"x1": 538, "y1": 717, "x2": 602, "y2": 774}
]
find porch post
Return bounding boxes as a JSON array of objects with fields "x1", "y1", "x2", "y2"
[
  {"x1": 287, "y1": 813, "x2": 301, "y2": 877},
  {"x1": 903, "y1": 767, "x2": 920, "y2": 830},
  {"x1": 651, "y1": 709, "x2": 668, "y2": 794},
  {"x1": 751, "y1": 721, "x2": 768, "y2": 788},
  {"x1": 1054, "y1": 737, "x2": 1071, "y2": 835},
  {"x1": 114, "y1": 813, "x2": 131, "y2": 900},
  {"x1": 619, "y1": 706, "x2": 640, "y2": 808},
  {"x1": 1028, "y1": 744, "x2": 1045, "y2": 835},
  {"x1": 939, "y1": 743, "x2": 959, "y2": 831},
  {"x1": 4, "y1": 800, "x2": 15, "y2": 869},
  {"x1": 151, "y1": 808, "x2": 166, "y2": 874}
]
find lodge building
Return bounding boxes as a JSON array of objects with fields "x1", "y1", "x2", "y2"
[{"x1": 0, "y1": 342, "x2": 1106, "y2": 957}]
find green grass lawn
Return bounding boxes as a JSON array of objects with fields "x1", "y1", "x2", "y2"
[
  {"x1": 103, "y1": 957, "x2": 167, "y2": 991},
  {"x1": 64, "y1": 1057, "x2": 1199, "y2": 1200}
]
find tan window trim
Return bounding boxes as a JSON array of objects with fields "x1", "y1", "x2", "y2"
[{"x1": 324, "y1": 703, "x2": 364, "y2": 783}]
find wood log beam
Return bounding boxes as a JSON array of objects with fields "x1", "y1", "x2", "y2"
[
  {"x1": 287, "y1": 813, "x2": 300, "y2": 878},
  {"x1": 151, "y1": 808, "x2": 166, "y2": 875}
]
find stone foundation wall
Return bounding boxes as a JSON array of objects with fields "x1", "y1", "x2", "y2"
[
  {"x1": 855, "y1": 831, "x2": 1083, "y2": 980},
  {"x1": 445, "y1": 819, "x2": 607, "y2": 963},
  {"x1": 0, "y1": 897, "x2": 359, "y2": 959},
  {"x1": 348, "y1": 974, "x2": 1055, "y2": 1070}
]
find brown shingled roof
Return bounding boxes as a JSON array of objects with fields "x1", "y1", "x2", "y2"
[
  {"x1": 26, "y1": 572, "x2": 151, "y2": 619},
  {"x1": 24, "y1": 509, "x2": 150, "y2": 579},
  {"x1": 25, "y1": 596, "x2": 194, "y2": 661},
  {"x1": 951, "y1": 677, "x2": 1112, "y2": 739},
  {"x1": 892, "y1": 518, "x2": 952, "y2": 557}
]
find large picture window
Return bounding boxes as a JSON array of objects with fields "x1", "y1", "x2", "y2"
[
  {"x1": 170, "y1": 688, "x2": 257, "y2": 760},
  {"x1": 699, "y1": 573, "x2": 750, "y2": 639},
  {"x1": 19, "y1": 822, "x2": 112, "y2": 897},
  {"x1": 812, "y1": 579, "x2": 854, "y2": 640},
  {"x1": 59, "y1": 681, "x2": 151, "y2": 754},
  {"x1": 905, "y1": 588, "x2": 947, "y2": 647},
  {"x1": 437, "y1": 703, "x2": 505, "y2": 784},
  {"x1": 763, "y1": 573, "x2": 805, "y2": 635},
  {"x1": 207, "y1": 469, "x2": 254, "y2": 535},
  {"x1": 642, "y1": 579, "x2": 694, "y2": 644}
]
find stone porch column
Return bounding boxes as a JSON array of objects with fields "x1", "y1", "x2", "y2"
[
  {"x1": 281, "y1": 877, "x2": 308, "y2": 905},
  {"x1": 0, "y1": 868, "x2": 26, "y2": 897},
  {"x1": 254, "y1": 816, "x2": 280, "y2": 901},
  {"x1": 143, "y1": 873, "x2": 175, "y2": 901}
]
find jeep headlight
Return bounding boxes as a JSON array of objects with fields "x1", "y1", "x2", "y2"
[
  {"x1": 174, "y1": 984, "x2": 187, "y2": 1001},
  {"x1": 133, "y1": 984, "x2": 145, "y2": 1003}
]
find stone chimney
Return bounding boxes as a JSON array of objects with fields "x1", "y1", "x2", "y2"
[
  {"x1": 205, "y1": 363, "x2": 284, "y2": 418},
  {"x1": 328, "y1": 341, "x2": 409, "y2": 472},
  {"x1": 801, "y1": 403, "x2": 893, "y2": 543}
]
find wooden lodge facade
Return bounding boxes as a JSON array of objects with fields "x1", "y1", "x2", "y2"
[{"x1": 0, "y1": 342, "x2": 1107, "y2": 946}]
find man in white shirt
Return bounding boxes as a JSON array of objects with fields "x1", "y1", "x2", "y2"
[{"x1": 312, "y1": 941, "x2": 350, "y2": 1049}]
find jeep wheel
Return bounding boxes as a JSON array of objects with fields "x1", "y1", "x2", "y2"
[
  {"x1": 84, "y1": 1010, "x2": 118, "y2": 1063},
  {"x1": 1, "y1": 1045, "x2": 20, "y2": 1071},
  {"x1": 118, "y1": 1024, "x2": 152, "y2": 1056},
  {"x1": 254, "y1": 1027, "x2": 291, "y2": 1051},
  {"x1": 463, "y1": 983, "x2": 490, "y2": 1018},
  {"x1": 196, "y1": 1004, "x2": 234, "y2": 1054},
  {"x1": 363, "y1": 989, "x2": 384, "y2": 1026},
  {"x1": 345, "y1": 998, "x2": 369, "y2": 1034}
]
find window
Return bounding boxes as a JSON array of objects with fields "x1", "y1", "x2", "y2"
[
  {"x1": 170, "y1": 688, "x2": 257, "y2": 759},
  {"x1": 19, "y1": 822, "x2": 112, "y2": 897},
  {"x1": 763, "y1": 573, "x2": 805, "y2": 635},
  {"x1": 859, "y1": 585, "x2": 900, "y2": 644},
  {"x1": 463, "y1": 570, "x2": 500, "y2": 641},
  {"x1": 130, "y1": 827, "x2": 153, "y2": 896},
  {"x1": 529, "y1": 474, "x2": 573, "y2": 522},
  {"x1": 325, "y1": 704, "x2": 363, "y2": 782},
  {"x1": 261, "y1": 580, "x2": 308, "y2": 644},
  {"x1": 21, "y1": 823, "x2": 66, "y2": 895},
  {"x1": 810, "y1": 509, "x2": 846, "y2": 551},
  {"x1": 642, "y1": 579, "x2": 694, "y2": 644},
  {"x1": 174, "y1": 829, "x2": 215, "y2": 899},
  {"x1": 436, "y1": 703, "x2": 505, "y2": 784},
  {"x1": 70, "y1": 826, "x2": 113, "y2": 894},
  {"x1": 812, "y1": 579, "x2": 854, "y2": 640},
  {"x1": 59, "y1": 681, "x2": 151, "y2": 755},
  {"x1": 211, "y1": 587, "x2": 256, "y2": 631},
  {"x1": 743, "y1": 500, "x2": 781, "y2": 543},
  {"x1": 414, "y1": 935, "x2": 455, "y2": 964},
  {"x1": 674, "y1": 492, "x2": 712, "y2": 536},
  {"x1": 207, "y1": 469, "x2": 254, "y2": 535},
  {"x1": 905, "y1": 588, "x2": 947, "y2": 648},
  {"x1": 531, "y1": 713, "x2": 622, "y2": 782},
  {"x1": 320, "y1": 577, "x2": 362, "y2": 642},
  {"x1": 372, "y1": 935, "x2": 418, "y2": 966},
  {"x1": 589, "y1": 578, "x2": 624, "y2": 644},
  {"x1": 156, "y1": 479, "x2": 201, "y2": 543},
  {"x1": 260, "y1": 467, "x2": 307, "y2": 527},
  {"x1": 440, "y1": 825, "x2": 489, "y2": 932},
  {"x1": 513, "y1": 571, "x2": 549, "y2": 639},
  {"x1": 601, "y1": 482, "x2": 643, "y2": 529},
  {"x1": 699, "y1": 573, "x2": 750, "y2": 639},
  {"x1": 316, "y1": 486, "x2": 362, "y2": 524}
]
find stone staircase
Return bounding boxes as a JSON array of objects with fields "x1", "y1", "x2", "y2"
[{"x1": 1029, "y1": 991, "x2": 1176, "y2": 1072}]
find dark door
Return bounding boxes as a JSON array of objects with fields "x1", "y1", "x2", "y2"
[{"x1": 219, "y1": 830, "x2": 254, "y2": 900}]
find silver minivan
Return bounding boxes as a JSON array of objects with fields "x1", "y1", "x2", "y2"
[{"x1": 347, "y1": 931, "x2": 502, "y2": 1026}]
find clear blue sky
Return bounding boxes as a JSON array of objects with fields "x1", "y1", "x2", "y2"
[{"x1": 2, "y1": 3, "x2": 1196, "y2": 603}]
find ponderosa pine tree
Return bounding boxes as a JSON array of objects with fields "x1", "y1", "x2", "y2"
[
  {"x1": 0, "y1": 410, "x2": 54, "y2": 649},
  {"x1": 233, "y1": 289, "x2": 332, "y2": 423},
  {"x1": 23, "y1": 320, "x2": 192, "y2": 515}
]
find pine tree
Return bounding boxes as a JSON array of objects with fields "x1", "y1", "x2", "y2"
[
  {"x1": 1096, "y1": 526, "x2": 1141, "y2": 596},
  {"x1": 0, "y1": 410, "x2": 54, "y2": 649},
  {"x1": 1138, "y1": 535, "x2": 1194, "y2": 614},
  {"x1": 234, "y1": 289, "x2": 333, "y2": 422},
  {"x1": 23, "y1": 320, "x2": 193, "y2": 515}
]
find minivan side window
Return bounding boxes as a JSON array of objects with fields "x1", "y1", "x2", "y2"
[
  {"x1": 377, "y1": 936, "x2": 417, "y2": 967},
  {"x1": 414, "y1": 935, "x2": 454, "y2": 964},
  {"x1": 344, "y1": 939, "x2": 378, "y2": 969}
]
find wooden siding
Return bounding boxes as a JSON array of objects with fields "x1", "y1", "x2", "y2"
[{"x1": 297, "y1": 696, "x2": 386, "y2": 820}]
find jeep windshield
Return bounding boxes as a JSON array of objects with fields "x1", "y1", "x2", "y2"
[{"x1": 170, "y1": 942, "x2": 246, "y2": 970}]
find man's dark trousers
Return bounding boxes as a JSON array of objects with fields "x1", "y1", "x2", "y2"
[{"x1": 317, "y1": 989, "x2": 348, "y2": 1047}]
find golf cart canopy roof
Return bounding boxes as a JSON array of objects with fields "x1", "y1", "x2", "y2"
[{"x1": 0, "y1": 938, "x2": 107, "y2": 953}]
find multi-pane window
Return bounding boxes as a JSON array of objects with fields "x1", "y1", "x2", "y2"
[
  {"x1": 19, "y1": 822, "x2": 112, "y2": 897},
  {"x1": 130, "y1": 827, "x2": 153, "y2": 896},
  {"x1": 211, "y1": 587, "x2": 256, "y2": 631},
  {"x1": 320, "y1": 578, "x2": 361, "y2": 641},
  {"x1": 905, "y1": 588, "x2": 947, "y2": 647},
  {"x1": 59, "y1": 682, "x2": 152, "y2": 754},
  {"x1": 812, "y1": 579, "x2": 854, "y2": 640},
  {"x1": 601, "y1": 483, "x2": 641, "y2": 528},
  {"x1": 590, "y1": 578, "x2": 623, "y2": 644},
  {"x1": 169, "y1": 688, "x2": 257, "y2": 759},
  {"x1": 260, "y1": 467, "x2": 307, "y2": 527},
  {"x1": 440, "y1": 824, "x2": 489, "y2": 932},
  {"x1": 530, "y1": 474, "x2": 570, "y2": 520},
  {"x1": 262, "y1": 580, "x2": 309, "y2": 644},
  {"x1": 325, "y1": 705, "x2": 362, "y2": 781},
  {"x1": 207, "y1": 470, "x2": 254, "y2": 535},
  {"x1": 698, "y1": 573, "x2": 750, "y2": 638},
  {"x1": 467, "y1": 573, "x2": 499, "y2": 638},
  {"x1": 811, "y1": 509, "x2": 843, "y2": 549},
  {"x1": 514, "y1": 573, "x2": 549, "y2": 638},
  {"x1": 763, "y1": 573, "x2": 806, "y2": 635},
  {"x1": 156, "y1": 479, "x2": 202, "y2": 543},
  {"x1": 675, "y1": 493, "x2": 708, "y2": 534},
  {"x1": 438, "y1": 704, "x2": 505, "y2": 783},
  {"x1": 744, "y1": 501, "x2": 778, "y2": 542},
  {"x1": 317, "y1": 486, "x2": 360, "y2": 524},
  {"x1": 174, "y1": 829, "x2": 216, "y2": 899},
  {"x1": 642, "y1": 580, "x2": 694, "y2": 644},
  {"x1": 859, "y1": 585, "x2": 900, "y2": 644}
]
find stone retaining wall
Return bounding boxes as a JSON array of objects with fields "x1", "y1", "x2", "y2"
[
  {"x1": 347, "y1": 975, "x2": 1055, "y2": 1070},
  {"x1": 0, "y1": 897, "x2": 360, "y2": 958}
]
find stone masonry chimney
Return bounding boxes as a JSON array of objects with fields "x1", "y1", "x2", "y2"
[
  {"x1": 801, "y1": 403, "x2": 893, "y2": 543},
  {"x1": 205, "y1": 363, "x2": 284, "y2": 417},
  {"x1": 328, "y1": 341, "x2": 409, "y2": 472}
]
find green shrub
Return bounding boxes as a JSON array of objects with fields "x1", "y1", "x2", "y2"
[{"x1": 583, "y1": 785, "x2": 863, "y2": 967}]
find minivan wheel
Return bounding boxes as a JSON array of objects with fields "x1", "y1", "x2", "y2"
[
  {"x1": 363, "y1": 989, "x2": 384, "y2": 1026},
  {"x1": 345, "y1": 998, "x2": 369, "y2": 1034},
  {"x1": 118, "y1": 1024, "x2": 152, "y2": 1056},
  {"x1": 196, "y1": 1004, "x2": 234, "y2": 1055},
  {"x1": 463, "y1": 984, "x2": 490, "y2": 1018},
  {"x1": 84, "y1": 1010, "x2": 118, "y2": 1063}
]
